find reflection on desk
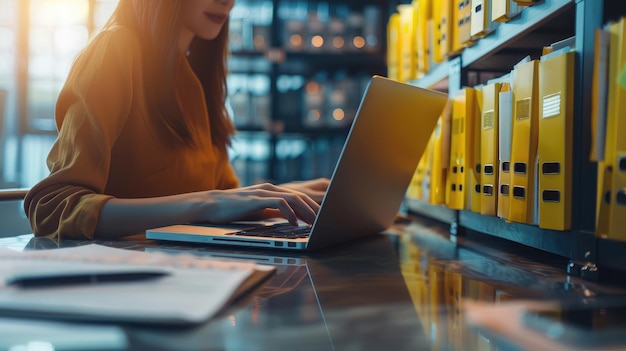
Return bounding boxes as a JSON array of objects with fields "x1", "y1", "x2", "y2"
[{"x1": 1, "y1": 215, "x2": 626, "y2": 351}]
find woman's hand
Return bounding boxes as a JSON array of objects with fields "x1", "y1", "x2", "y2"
[
  {"x1": 279, "y1": 178, "x2": 330, "y2": 204},
  {"x1": 194, "y1": 183, "x2": 320, "y2": 225}
]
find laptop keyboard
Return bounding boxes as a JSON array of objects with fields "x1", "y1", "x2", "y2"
[{"x1": 227, "y1": 223, "x2": 311, "y2": 239}]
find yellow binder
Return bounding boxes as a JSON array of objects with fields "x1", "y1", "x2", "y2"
[
  {"x1": 408, "y1": 144, "x2": 431, "y2": 202},
  {"x1": 605, "y1": 18, "x2": 626, "y2": 241},
  {"x1": 469, "y1": 87, "x2": 483, "y2": 213},
  {"x1": 509, "y1": 60, "x2": 539, "y2": 224},
  {"x1": 446, "y1": 88, "x2": 476, "y2": 209},
  {"x1": 430, "y1": 115, "x2": 447, "y2": 205},
  {"x1": 397, "y1": 4, "x2": 417, "y2": 82},
  {"x1": 470, "y1": 0, "x2": 496, "y2": 39},
  {"x1": 491, "y1": 0, "x2": 521, "y2": 23},
  {"x1": 386, "y1": 13, "x2": 401, "y2": 81},
  {"x1": 414, "y1": 0, "x2": 433, "y2": 78},
  {"x1": 537, "y1": 50, "x2": 575, "y2": 231},
  {"x1": 480, "y1": 82, "x2": 501, "y2": 216},
  {"x1": 433, "y1": 0, "x2": 452, "y2": 63},
  {"x1": 452, "y1": 0, "x2": 474, "y2": 54},
  {"x1": 497, "y1": 83, "x2": 513, "y2": 220}
]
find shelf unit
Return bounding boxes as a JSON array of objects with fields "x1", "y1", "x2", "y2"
[
  {"x1": 404, "y1": 0, "x2": 626, "y2": 278},
  {"x1": 229, "y1": 0, "x2": 389, "y2": 185}
]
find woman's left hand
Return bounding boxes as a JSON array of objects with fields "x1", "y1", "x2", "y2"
[{"x1": 280, "y1": 178, "x2": 329, "y2": 204}]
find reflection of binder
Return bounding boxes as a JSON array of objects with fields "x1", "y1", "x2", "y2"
[
  {"x1": 470, "y1": 0, "x2": 496, "y2": 39},
  {"x1": 433, "y1": 0, "x2": 452, "y2": 63},
  {"x1": 386, "y1": 13, "x2": 401, "y2": 81},
  {"x1": 497, "y1": 83, "x2": 513, "y2": 220},
  {"x1": 397, "y1": 4, "x2": 416, "y2": 82},
  {"x1": 537, "y1": 50, "x2": 575, "y2": 231},
  {"x1": 469, "y1": 87, "x2": 483, "y2": 213},
  {"x1": 480, "y1": 82, "x2": 501, "y2": 216},
  {"x1": 509, "y1": 60, "x2": 539, "y2": 224},
  {"x1": 446, "y1": 88, "x2": 476, "y2": 210},
  {"x1": 605, "y1": 18, "x2": 626, "y2": 241},
  {"x1": 491, "y1": 0, "x2": 521, "y2": 23},
  {"x1": 452, "y1": 0, "x2": 474, "y2": 54},
  {"x1": 414, "y1": 0, "x2": 433, "y2": 78},
  {"x1": 444, "y1": 272, "x2": 464, "y2": 350}
]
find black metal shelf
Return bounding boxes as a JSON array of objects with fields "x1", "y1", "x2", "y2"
[{"x1": 405, "y1": 199, "x2": 456, "y2": 225}]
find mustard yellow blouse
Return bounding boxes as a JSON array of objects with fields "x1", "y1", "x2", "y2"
[{"x1": 24, "y1": 26, "x2": 239, "y2": 239}]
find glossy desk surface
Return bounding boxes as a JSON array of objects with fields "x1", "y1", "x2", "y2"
[{"x1": 2, "y1": 215, "x2": 626, "y2": 351}]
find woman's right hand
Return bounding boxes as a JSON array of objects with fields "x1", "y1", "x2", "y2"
[{"x1": 193, "y1": 183, "x2": 320, "y2": 226}]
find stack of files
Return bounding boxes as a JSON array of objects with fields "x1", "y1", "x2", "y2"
[
  {"x1": 0, "y1": 244, "x2": 275, "y2": 325},
  {"x1": 497, "y1": 82, "x2": 513, "y2": 220},
  {"x1": 537, "y1": 49, "x2": 575, "y2": 231},
  {"x1": 491, "y1": 0, "x2": 521, "y2": 22},
  {"x1": 480, "y1": 82, "x2": 502, "y2": 216},
  {"x1": 446, "y1": 87, "x2": 478, "y2": 210},
  {"x1": 596, "y1": 17, "x2": 626, "y2": 241},
  {"x1": 509, "y1": 59, "x2": 539, "y2": 224},
  {"x1": 470, "y1": 87, "x2": 483, "y2": 213}
]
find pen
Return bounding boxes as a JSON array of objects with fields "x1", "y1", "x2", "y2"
[{"x1": 6, "y1": 271, "x2": 170, "y2": 289}]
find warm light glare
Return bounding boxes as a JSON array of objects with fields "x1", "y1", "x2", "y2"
[
  {"x1": 253, "y1": 35, "x2": 265, "y2": 48},
  {"x1": 332, "y1": 108, "x2": 345, "y2": 121},
  {"x1": 332, "y1": 37, "x2": 344, "y2": 49},
  {"x1": 290, "y1": 34, "x2": 302, "y2": 47},
  {"x1": 308, "y1": 109, "x2": 321, "y2": 121},
  {"x1": 32, "y1": 0, "x2": 89, "y2": 26},
  {"x1": 353, "y1": 36, "x2": 365, "y2": 49},
  {"x1": 305, "y1": 82, "x2": 321, "y2": 94},
  {"x1": 311, "y1": 35, "x2": 324, "y2": 48}
]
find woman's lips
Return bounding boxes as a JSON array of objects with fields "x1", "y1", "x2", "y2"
[{"x1": 205, "y1": 13, "x2": 227, "y2": 25}]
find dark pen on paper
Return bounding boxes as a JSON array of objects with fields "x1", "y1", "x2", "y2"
[{"x1": 5, "y1": 271, "x2": 170, "y2": 289}]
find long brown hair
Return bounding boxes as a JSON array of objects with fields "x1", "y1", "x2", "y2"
[{"x1": 102, "y1": 0, "x2": 235, "y2": 149}]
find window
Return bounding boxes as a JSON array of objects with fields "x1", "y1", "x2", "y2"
[{"x1": 0, "y1": 0, "x2": 118, "y2": 188}]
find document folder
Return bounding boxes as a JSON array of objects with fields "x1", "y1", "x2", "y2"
[
  {"x1": 537, "y1": 50, "x2": 575, "y2": 230},
  {"x1": 452, "y1": 0, "x2": 474, "y2": 54},
  {"x1": 470, "y1": 87, "x2": 483, "y2": 213},
  {"x1": 604, "y1": 18, "x2": 626, "y2": 241},
  {"x1": 387, "y1": 13, "x2": 401, "y2": 81},
  {"x1": 414, "y1": 0, "x2": 433, "y2": 78},
  {"x1": 446, "y1": 88, "x2": 476, "y2": 209},
  {"x1": 429, "y1": 116, "x2": 447, "y2": 205},
  {"x1": 470, "y1": 0, "x2": 496, "y2": 39},
  {"x1": 433, "y1": 0, "x2": 452, "y2": 63},
  {"x1": 480, "y1": 82, "x2": 501, "y2": 216},
  {"x1": 509, "y1": 60, "x2": 539, "y2": 224},
  {"x1": 492, "y1": 0, "x2": 521, "y2": 23},
  {"x1": 398, "y1": 4, "x2": 417, "y2": 82},
  {"x1": 497, "y1": 83, "x2": 513, "y2": 220}
]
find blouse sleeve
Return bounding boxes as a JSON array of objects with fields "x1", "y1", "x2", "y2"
[{"x1": 24, "y1": 27, "x2": 139, "y2": 239}]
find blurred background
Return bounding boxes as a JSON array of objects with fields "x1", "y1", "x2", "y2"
[{"x1": 0, "y1": 0, "x2": 390, "y2": 192}]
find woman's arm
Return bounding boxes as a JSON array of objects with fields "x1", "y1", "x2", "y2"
[{"x1": 95, "y1": 183, "x2": 320, "y2": 238}]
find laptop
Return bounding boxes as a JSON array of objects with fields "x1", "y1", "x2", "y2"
[{"x1": 146, "y1": 75, "x2": 448, "y2": 250}]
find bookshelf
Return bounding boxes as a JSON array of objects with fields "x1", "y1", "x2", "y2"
[
  {"x1": 404, "y1": 0, "x2": 626, "y2": 279},
  {"x1": 228, "y1": 0, "x2": 389, "y2": 185}
]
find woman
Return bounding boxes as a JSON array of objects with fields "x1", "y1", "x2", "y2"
[{"x1": 24, "y1": 0, "x2": 328, "y2": 240}]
